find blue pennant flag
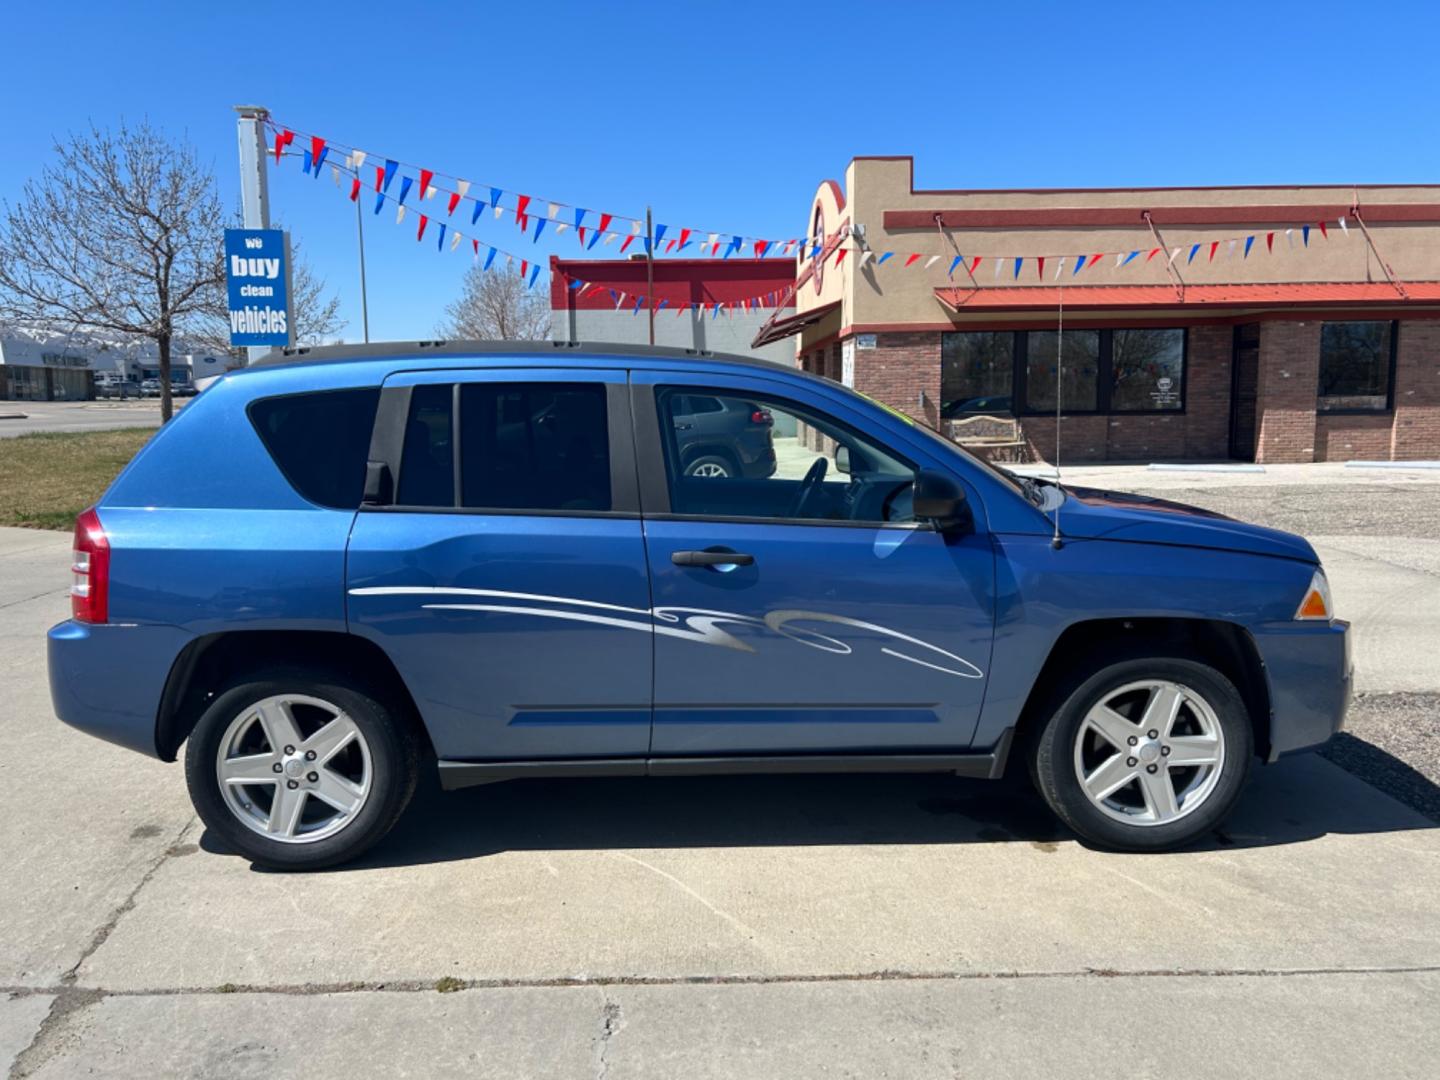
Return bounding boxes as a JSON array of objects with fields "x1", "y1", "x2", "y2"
[
  {"x1": 471, "y1": 200, "x2": 485, "y2": 226},
  {"x1": 1302, "y1": 225, "x2": 1310, "y2": 246},
  {"x1": 1072, "y1": 255, "x2": 1086, "y2": 275},
  {"x1": 587, "y1": 230, "x2": 601, "y2": 251},
  {"x1": 528, "y1": 265, "x2": 541, "y2": 289},
  {"x1": 948, "y1": 255, "x2": 962, "y2": 277},
  {"x1": 483, "y1": 247, "x2": 497, "y2": 271},
  {"x1": 1013, "y1": 257, "x2": 1023, "y2": 280},
  {"x1": 876, "y1": 252, "x2": 893, "y2": 265},
  {"x1": 1243, "y1": 236, "x2": 1254, "y2": 259},
  {"x1": 654, "y1": 224, "x2": 667, "y2": 249},
  {"x1": 712, "y1": 303, "x2": 721, "y2": 319},
  {"x1": 726, "y1": 236, "x2": 742, "y2": 259},
  {"x1": 1187, "y1": 243, "x2": 1200, "y2": 265},
  {"x1": 381, "y1": 160, "x2": 399, "y2": 192},
  {"x1": 569, "y1": 278, "x2": 584, "y2": 290},
  {"x1": 436, "y1": 223, "x2": 446, "y2": 252},
  {"x1": 608, "y1": 289, "x2": 619, "y2": 305},
  {"x1": 533, "y1": 217, "x2": 546, "y2": 242},
  {"x1": 810, "y1": 243, "x2": 822, "y2": 259},
  {"x1": 397, "y1": 176, "x2": 413, "y2": 207},
  {"x1": 312, "y1": 146, "x2": 328, "y2": 177},
  {"x1": 657, "y1": 298, "x2": 669, "y2": 312},
  {"x1": 1121, "y1": 250, "x2": 1139, "y2": 266},
  {"x1": 374, "y1": 190, "x2": 385, "y2": 215},
  {"x1": 632, "y1": 296, "x2": 645, "y2": 314},
  {"x1": 574, "y1": 208, "x2": 587, "y2": 230},
  {"x1": 301, "y1": 149, "x2": 312, "y2": 175}
]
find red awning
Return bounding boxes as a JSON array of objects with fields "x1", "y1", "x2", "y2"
[
  {"x1": 935, "y1": 281, "x2": 1440, "y2": 313},
  {"x1": 751, "y1": 300, "x2": 841, "y2": 348}
]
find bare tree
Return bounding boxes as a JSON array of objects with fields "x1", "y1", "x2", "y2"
[
  {"x1": 440, "y1": 262, "x2": 550, "y2": 341},
  {"x1": 0, "y1": 121, "x2": 226, "y2": 420}
]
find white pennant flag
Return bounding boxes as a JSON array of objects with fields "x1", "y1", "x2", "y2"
[
  {"x1": 352, "y1": 150, "x2": 366, "y2": 171},
  {"x1": 604, "y1": 232, "x2": 618, "y2": 246},
  {"x1": 396, "y1": 205, "x2": 407, "y2": 224},
  {"x1": 556, "y1": 222, "x2": 570, "y2": 236},
  {"x1": 860, "y1": 251, "x2": 874, "y2": 266},
  {"x1": 1285, "y1": 228, "x2": 1294, "y2": 247},
  {"x1": 331, "y1": 166, "x2": 341, "y2": 187},
  {"x1": 1339, "y1": 217, "x2": 1349, "y2": 236},
  {"x1": 924, "y1": 255, "x2": 941, "y2": 269},
  {"x1": 631, "y1": 220, "x2": 643, "y2": 235},
  {"x1": 1227, "y1": 239, "x2": 1237, "y2": 259},
  {"x1": 450, "y1": 231, "x2": 462, "y2": 251},
  {"x1": 494, "y1": 204, "x2": 503, "y2": 219},
  {"x1": 548, "y1": 202, "x2": 561, "y2": 220},
  {"x1": 616, "y1": 291, "x2": 626, "y2": 310},
  {"x1": 454, "y1": 179, "x2": 470, "y2": 201},
  {"x1": 994, "y1": 258, "x2": 1003, "y2": 279},
  {"x1": 1055, "y1": 257, "x2": 1067, "y2": 280},
  {"x1": 1168, "y1": 246, "x2": 1181, "y2": 264},
  {"x1": 1114, "y1": 252, "x2": 1124, "y2": 267},
  {"x1": 424, "y1": 185, "x2": 437, "y2": 201}
]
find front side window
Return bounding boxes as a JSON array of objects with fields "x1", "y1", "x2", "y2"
[
  {"x1": 249, "y1": 388, "x2": 380, "y2": 509},
  {"x1": 1319, "y1": 321, "x2": 1394, "y2": 412},
  {"x1": 460, "y1": 383, "x2": 611, "y2": 511},
  {"x1": 657, "y1": 387, "x2": 916, "y2": 525},
  {"x1": 396, "y1": 383, "x2": 454, "y2": 508},
  {"x1": 1110, "y1": 328, "x2": 1185, "y2": 412},
  {"x1": 1023, "y1": 330, "x2": 1100, "y2": 412},
  {"x1": 941, "y1": 332, "x2": 1014, "y2": 417}
]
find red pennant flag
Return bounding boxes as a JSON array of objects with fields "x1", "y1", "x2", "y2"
[
  {"x1": 1091, "y1": 253, "x2": 1104, "y2": 268},
  {"x1": 619, "y1": 234, "x2": 635, "y2": 254},
  {"x1": 597, "y1": 213, "x2": 612, "y2": 235},
  {"x1": 835, "y1": 247, "x2": 848, "y2": 266},
  {"x1": 969, "y1": 255, "x2": 982, "y2": 274},
  {"x1": 348, "y1": 177, "x2": 361, "y2": 202},
  {"x1": 274, "y1": 129, "x2": 295, "y2": 165},
  {"x1": 1036, "y1": 257, "x2": 1046, "y2": 280},
  {"x1": 1318, "y1": 221, "x2": 1329, "y2": 240},
  {"x1": 577, "y1": 227, "x2": 587, "y2": 247},
  {"x1": 678, "y1": 228, "x2": 691, "y2": 249},
  {"x1": 903, "y1": 253, "x2": 921, "y2": 267},
  {"x1": 1266, "y1": 232, "x2": 1274, "y2": 253},
  {"x1": 418, "y1": 170, "x2": 434, "y2": 200},
  {"x1": 515, "y1": 194, "x2": 531, "y2": 230},
  {"x1": 417, "y1": 215, "x2": 428, "y2": 242},
  {"x1": 447, "y1": 190, "x2": 462, "y2": 215},
  {"x1": 521, "y1": 260, "x2": 529, "y2": 280},
  {"x1": 1146, "y1": 247, "x2": 1161, "y2": 262},
  {"x1": 665, "y1": 239, "x2": 677, "y2": 253},
  {"x1": 755, "y1": 240, "x2": 770, "y2": 258},
  {"x1": 472, "y1": 239, "x2": 479, "y2": 255},
  {"x1": 309, "y1": 136, "x2": 326, "y2": 167},
  {"x1": 375, "y1": 165, "x2": 385, "y2": 192},
  {"x1": 1209, "y1": 241, "x2": 1219, "y2": 262}
]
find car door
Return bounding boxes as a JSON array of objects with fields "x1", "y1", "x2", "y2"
[
  {"x1": 632, "y1": 370, "x2": 996, "y2": 756},
  {"x1": 346, "y1": 367, "x2": 653, "y2": 762}
]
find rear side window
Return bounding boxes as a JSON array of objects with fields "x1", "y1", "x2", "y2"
[{"x1": 249, "y1": 388, "x2": 380, "y2": 509}]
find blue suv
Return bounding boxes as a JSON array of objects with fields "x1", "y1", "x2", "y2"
[{"x1": 48, "y1": 342, "x2": 1351, "y2": 869}]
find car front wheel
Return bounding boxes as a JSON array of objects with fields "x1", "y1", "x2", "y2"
[
  {"x1": 184, "y1": 669, "x2": 417, "y2": 870},
  {"x1": 1030, "y1": 654, "x2": 1253, "y2": 852}
]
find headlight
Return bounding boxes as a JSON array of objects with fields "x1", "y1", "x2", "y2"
[{"x1": 1295, "y1": 568, "x2": 1334, "y2": 621}]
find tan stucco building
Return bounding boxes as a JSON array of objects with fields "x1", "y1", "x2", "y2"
[{"x1": 757, "y1": 158, "x2": 1440, "y2": 462}]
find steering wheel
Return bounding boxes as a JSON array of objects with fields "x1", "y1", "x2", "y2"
[{"x1": 789, "y1": 457, "x2": 829, "y2": 518}]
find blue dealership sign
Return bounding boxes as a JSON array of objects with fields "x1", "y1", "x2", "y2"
[{"x1": 224, "y1": 228, "x2": 293, "y2": 348}]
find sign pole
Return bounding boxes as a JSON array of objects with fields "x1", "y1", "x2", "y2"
[
  {"x1": 234, "y1": 105, "x2": 273, "y2": 365},
  {"x1": 645, "y1": 206, "x2": 655, "y2": 347}
]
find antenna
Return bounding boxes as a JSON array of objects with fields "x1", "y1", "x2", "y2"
[{"x1": 1051, "y1": 286, "x2": 1064, "y2": 550}]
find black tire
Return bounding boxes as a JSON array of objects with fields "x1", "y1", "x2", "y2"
[
  {"x1": 683, "y1": 452, "x2": 736, "y2": 478},
  {"x1": 1030, "y1": 653, "x2": 1253, "y2": 852},
  {"x1": 184, "y1": 667, "x2": 418, "y2": 870}
]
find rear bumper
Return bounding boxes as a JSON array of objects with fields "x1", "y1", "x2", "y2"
[
  {"x1": 1251, "y1": 619, "x2": 1352, "y2": 762},
  {"x1": 47, "y1": 620, "x2": 193, "y2": 760}
]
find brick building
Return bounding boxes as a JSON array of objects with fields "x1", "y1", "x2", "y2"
[{"x1": 754, "y1": 159, "x2": 1440, "y2": 462}]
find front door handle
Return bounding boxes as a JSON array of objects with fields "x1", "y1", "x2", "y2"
[{"x1": 671, "y1": 549, "x2": 755, "y2": 568}]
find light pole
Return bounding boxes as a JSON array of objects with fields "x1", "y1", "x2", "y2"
[{"x1": 232, "y1": 105, "x2": 272, "y2": 366}]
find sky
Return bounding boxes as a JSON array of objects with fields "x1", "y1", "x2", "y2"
[{"x1": 2, "y1": 0, "x2": 1437, "y2": 343}]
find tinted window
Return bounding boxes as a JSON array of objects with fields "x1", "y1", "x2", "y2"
[
  {"x1": 397, "y1": 384, "x2": 454, "y2": 507},
  {"x1": 941, "y1": 332, "x2": 1013, "y2": 417},
  {"x1": 657, "y1": 387, "x2": 915, "y2": 525},
  {"x1": 1319, "y1": 321, "x2": 1393, "y2": 412},
  {"x1": 460, "y1": 383, "x2": 611, "y2": 511},
  {"x1": 1110, "y1": 328, "x2": 1185, "y2": 412},
  {"x1": 1024, "y1": 330, "x2": 1100, "y2": 412},
  {"x1": 249, "y1": 388, "x2": 379, "y2": 509}
]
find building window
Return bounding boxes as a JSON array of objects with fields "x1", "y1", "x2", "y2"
[
  {"x1": 941, "y1": 332, "x2": 1013, "y2": 417},
  {"x1": 1023, "y1": 330, "x2": 1100, "y2": 413},
  {"x1": 1110, "y1": 328, "x2": 1185, "y2": 412},
  {"x1": 1318, "y1": 321, "x2": 1395, "y2": 413}
]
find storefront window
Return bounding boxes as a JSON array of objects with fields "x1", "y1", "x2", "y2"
[
  {"x1": 1023, "y1": 330, "x2": 1100, "y2": 413},
  {"x1": 941, "y1": 332, "x2": 1013, "y2": 417},
  {"x1": 1318, "y1": 321, "x2": 1394, "y2": 412},
  {"x1": 1110, "y1": 328, "x2": 1185, "y2": 412}
]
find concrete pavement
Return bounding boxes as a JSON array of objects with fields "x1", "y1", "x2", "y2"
[
  {"x1": 2, "y1": 468, "x2": 1439, "y2": 1078},
  {"x1": 0, "y1": 400, "x2": 176, "y2": 438}
]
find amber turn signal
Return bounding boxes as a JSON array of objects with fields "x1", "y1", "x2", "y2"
[{"x1": 1294, "y1": 570, "x2": 1333, "y2": 621}]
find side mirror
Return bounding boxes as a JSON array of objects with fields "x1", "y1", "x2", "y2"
[
  {"x1": 834, "y1": 445, "x2": 851, "y2": 475},
  {"x1": 913, "y1": 469, "x2": 970, "y2": 531}
]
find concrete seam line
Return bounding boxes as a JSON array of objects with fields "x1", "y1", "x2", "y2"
[
  {"x1": 4, "y1": 964, "x2": 1440, "y2": 1001},
  {"x1": 7, "y1": 988, "x2": 103, "y2": 1080}
]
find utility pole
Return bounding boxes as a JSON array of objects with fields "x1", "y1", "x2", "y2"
[
  {"x1": 233, "y1": 105, "x2": 272, "y2": 365},
  {"x1": 645, "y1": 206, "x2": 655, "y2": 347}
]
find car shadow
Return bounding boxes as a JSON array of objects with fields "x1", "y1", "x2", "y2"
[{"x1": 199, "y1": 744, "x2": 1438, "y2": 872}]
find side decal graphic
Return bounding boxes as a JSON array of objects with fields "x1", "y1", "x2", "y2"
[{"x1": 349, "y1": 586, "x2": 985, "y2": 679}]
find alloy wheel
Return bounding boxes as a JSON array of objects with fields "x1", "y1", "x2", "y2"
[
  {"x1": 1071, "y1": 679, "x2": 1225, "y2": 827},
  {"x1": 215, "y1": 694, "x2": 373, "y2": 844}
]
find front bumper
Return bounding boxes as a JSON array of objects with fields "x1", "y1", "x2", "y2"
[
  {"x1": 48, "y1": 620, "x2": 194, "y2": 759},
  {"x1": 1251, "y1": 619, "x2": 1352, "y2": 762}
]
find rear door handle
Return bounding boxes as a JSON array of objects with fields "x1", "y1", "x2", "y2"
[{"x1": 671, "y1": 549, "x2": 755, "y2": 567}]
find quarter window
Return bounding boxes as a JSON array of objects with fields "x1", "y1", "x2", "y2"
[
  {"x1": 1318, "y1": 321, "x2": 1394, "y2": 412},
  {"x1": 249, "y1": 388, "x2": 380, "y2": 509},
  {"x1": 656, "y1": 387, "x2": 916, "y2": 525}
]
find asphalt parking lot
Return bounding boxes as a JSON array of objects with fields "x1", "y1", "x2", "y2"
[
  {"x1": 0, "y1": 400, "x2": 174, "y2": 438},
  {"x1": 2, "y1": 464, "x2": 1438, "y2": 1078}
]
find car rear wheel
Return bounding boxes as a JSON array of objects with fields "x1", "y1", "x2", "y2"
[
  {"x1": 184, "y1": 669, "x2": 418, "y2": 870},
  {"x1": 1030, "y1": 654, "x2": 1252, "y2": 852}
]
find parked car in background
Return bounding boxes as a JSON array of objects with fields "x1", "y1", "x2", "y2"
[
  {"x1": 139, "y1": 378, "x2": 162, "y2": 398},
  {"x1": 48, "y1": 342, "x2": 1350, "y2": 870},
  {"x1": 172, "y1": 380, "x2": 198, "y2": 397},
  {"x1": 94, "y1": 373, "x2": 135, "y2": 400}
]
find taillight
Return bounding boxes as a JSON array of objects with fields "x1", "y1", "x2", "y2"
[
  {"x1": 71, "y1": 507, "x2": 109, "y2": 623},
  {"x1": 750, "y1": 409, "x2": 774, "y2": 426}
]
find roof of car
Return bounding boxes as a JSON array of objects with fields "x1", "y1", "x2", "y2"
[{"x1": 240, "y1": 339, "x2": 796, "y2": 378}]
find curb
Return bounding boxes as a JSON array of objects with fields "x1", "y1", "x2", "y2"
[
  {"x1": 1344, "y1": 460, "x2": 1440, "y2": 471},
  {"x1": 0, "y1": 412, "x2": 29, "y2": 421}
]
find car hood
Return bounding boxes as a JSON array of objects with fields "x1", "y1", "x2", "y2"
[{"x1": 1047, "y1": 485, "x2": 1318, "y2": 563}]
